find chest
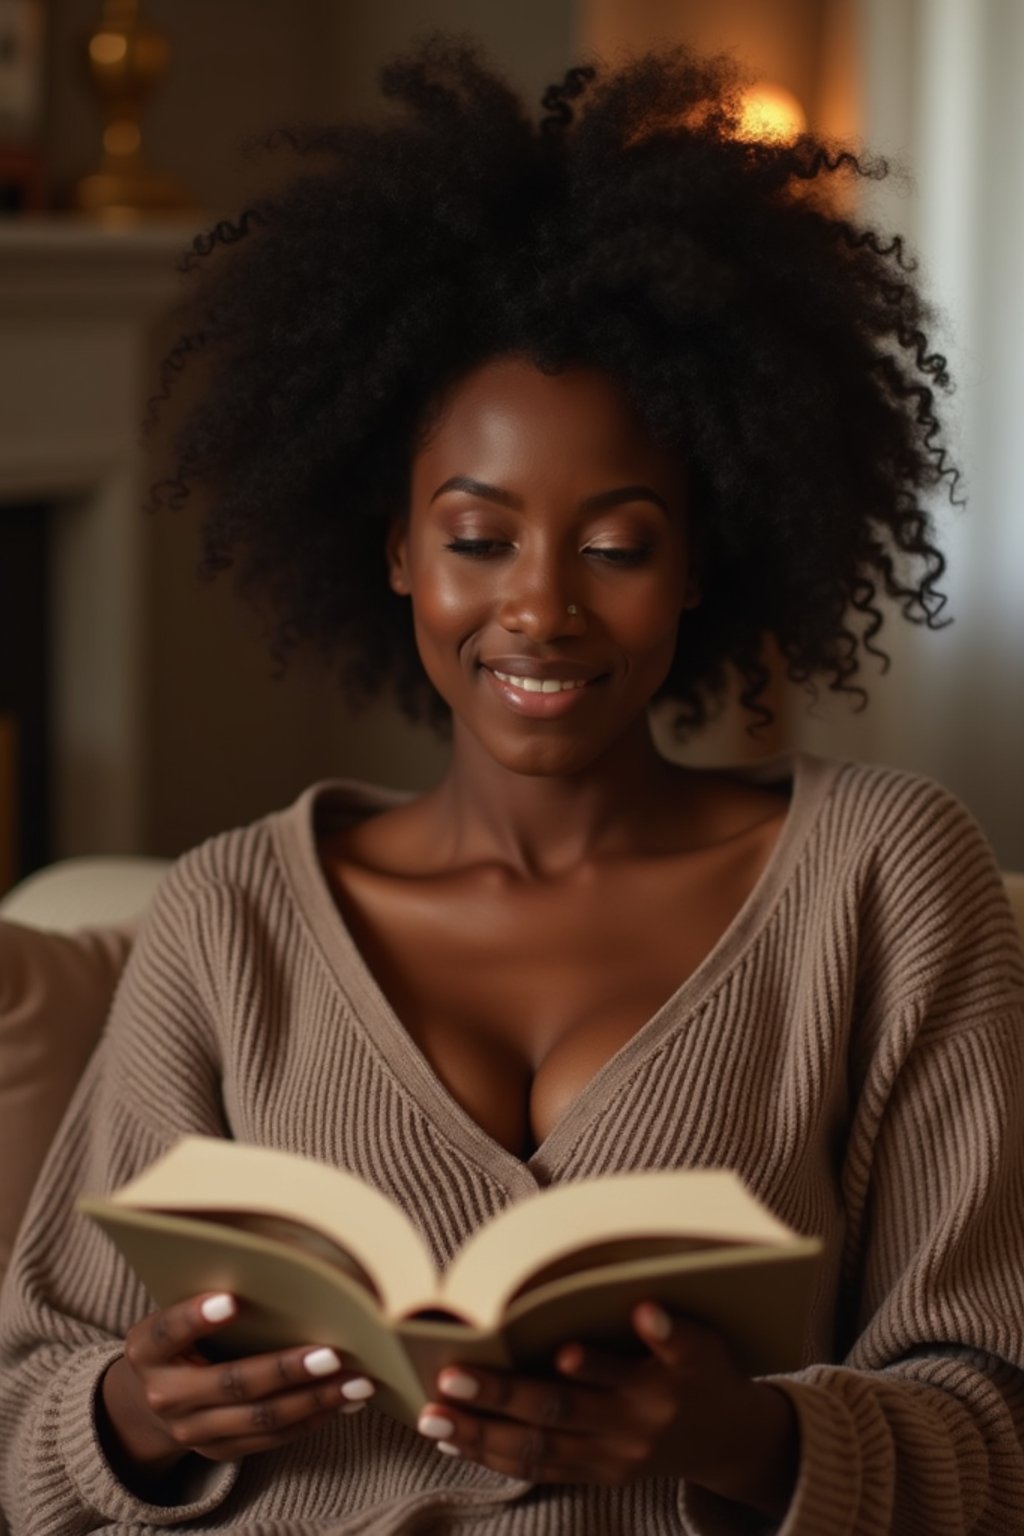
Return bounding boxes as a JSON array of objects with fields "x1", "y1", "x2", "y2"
[{"x1": 321, "y1": 826, "x2": 781, "y2": 1160}]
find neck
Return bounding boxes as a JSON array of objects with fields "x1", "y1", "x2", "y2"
[{"x1": 430, "y1": 715, "x2": 685, "y2": 880}]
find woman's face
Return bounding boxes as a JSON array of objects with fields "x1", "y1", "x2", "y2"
[{"x1": 389, "y1": 355, "x2": 697, "y2": 777}]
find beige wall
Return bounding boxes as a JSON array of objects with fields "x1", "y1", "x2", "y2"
[{"x1": 328, "y1": 0, "x2": 574, "y2": 121}]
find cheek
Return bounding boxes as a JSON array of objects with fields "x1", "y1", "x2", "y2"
[
  {"x1": 622, "y1": 570, "x2": 688, "y2": 647},
  {"x1": 406, "y1": 558, "x2": 491, "y2": 682},
  {"x1": 412, "y1": 569, "x2": 485, "y2": 639}
]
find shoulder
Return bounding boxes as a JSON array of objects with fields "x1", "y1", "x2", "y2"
[
  {"x1": 132, "y1": 781, "x2": 351, "y2": 954},
  {"x1": 722, "y1": 751, "x2": 994, "y2": 888},
  {"x1": 143, "y1": 812, "x2": 284, "y2": 931},
  {"x1": 147, "y1": 777, "x2": 399, "y2": 905},
  {"x1": 130, "y1": 778, "x2": 413, "y2": 974},
  {"x1": 817, "y1": 754, "x2": 981, "y2": 832},
  {"x1": 803, "y1": 755, "x2": 1024, "y2": 1026},
  {"x1": 810, "y1": 754, "x2": 1004, "y2": 894}
]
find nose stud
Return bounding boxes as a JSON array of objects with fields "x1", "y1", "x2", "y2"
[{"x1": 567, "y1": 604, "x2": 579, "y2": 616}]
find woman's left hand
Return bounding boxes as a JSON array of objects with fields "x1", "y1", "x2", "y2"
[{"x1": 418, "y1": 1302, "x2": 798, "y2": 1511}]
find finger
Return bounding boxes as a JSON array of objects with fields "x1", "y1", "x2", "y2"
[
  {"x1": 190, "y1": 1399, "x2": 366, "y2": 1463},
  {"x1": 434, "y1": 1364, "x2": 607, "y2": 1435},
  {"x1": 419, "y1": 1403, "x2": 650, "y2": 1485},
  {"x1": 631, "y1": 1303, "x2": 733, "y2": 1377},
  {"x1": 153, "y1": 1340, "x2": 374, "y2": 1418},
  {"x1": 435, "y1": 1355, "x2": 674, "y2": 1445},
  {"x1": 126, "y1": 1293, "x2": 242, "y2": 1371},
  {"x1": 552, "y1": 1339, "x2": 656, "y2": 1390},
  {"x1": 160, "y1": 1374, "x2": 369, "y2": 1456}
]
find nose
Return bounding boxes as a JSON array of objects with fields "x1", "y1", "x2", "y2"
[{"x1": 496, "y1": 551, "x2": 582, "y2": 641}]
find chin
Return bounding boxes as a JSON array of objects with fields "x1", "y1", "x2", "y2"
[{"x1": 471, "y1": 724, "x2": 622, "y2": 779}]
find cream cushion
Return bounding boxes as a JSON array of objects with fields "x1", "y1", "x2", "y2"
[{"x1": 0, "y1": 857, "x2": 171, "y2": 933}]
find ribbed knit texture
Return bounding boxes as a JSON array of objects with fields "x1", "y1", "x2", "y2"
[{"x1": 1, "y1": 753, "x2": 1022, "y2": 1535}]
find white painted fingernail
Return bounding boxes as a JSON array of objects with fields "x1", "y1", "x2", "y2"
[
  {"x1": 341, "y1": 1375, "x2": 375, "y2": 1400},
  {"x1": 200, "y1": 1293, "x2": 236, "y2": 1323},
  {"x1": 418, "y1": 1412, "x2": 455, "y2": 1439},
  {"x1": 436, "y1": 1440, "x2": 461, "y2": 1455},
  {"x1": 304, "y1": 1347, "x2": 342, "y2": 1376}
]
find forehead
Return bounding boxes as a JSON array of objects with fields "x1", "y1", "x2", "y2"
[{"x1": 413, "y1": 356, "x2": 680, "y2": 482}]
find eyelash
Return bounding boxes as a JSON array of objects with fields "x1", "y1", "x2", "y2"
[{"x1": 443, "y1": 538, "x2": 653, "y2": 568}]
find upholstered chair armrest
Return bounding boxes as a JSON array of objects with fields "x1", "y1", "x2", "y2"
[
  {"x1": 0, "y1": 857, "x2": 169, "y2": 1292},
  {"x1": 0, "y1": 920, "x2": 135, "y2": 1284}
]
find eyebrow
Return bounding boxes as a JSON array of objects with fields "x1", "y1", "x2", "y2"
[{"x1": 429, "y1": 475, "x2": 670, "y2": 515}]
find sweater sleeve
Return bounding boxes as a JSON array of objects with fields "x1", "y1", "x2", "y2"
[
  {"x1": 0, "y1": 855, "x2": 242, "y2": 1535},
  {"x1": 680, "y1": 774, "x2": 1024, "y2": 1536}
]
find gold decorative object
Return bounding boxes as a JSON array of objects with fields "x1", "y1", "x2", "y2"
[{"x1": 73, "y1": 0, "x2": 190, "y2": 223}]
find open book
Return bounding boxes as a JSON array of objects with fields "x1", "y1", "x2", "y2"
[{"x1": 79, "y1": 1137, "x2": 822, "y2": 1442}]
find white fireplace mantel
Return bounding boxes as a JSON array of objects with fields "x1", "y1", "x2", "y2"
[{"x1": 0, "y1": 216, "x2": 195, "y2": 858}]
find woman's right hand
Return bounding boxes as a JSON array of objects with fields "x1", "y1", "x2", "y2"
[{"x1": 99, "y1": 1291, "x2": 375, "y2": 1490}]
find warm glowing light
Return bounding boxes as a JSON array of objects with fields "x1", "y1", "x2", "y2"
[
  {"x1": 737, "y1": 83, "x2": 807, "y2": 144},
  {"x1": 89, "y1": 31, "x2": 128, "y2": 66}
]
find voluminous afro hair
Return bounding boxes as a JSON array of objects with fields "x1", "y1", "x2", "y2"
[{"x1": 149, "y1": 33, "x2": 958, "y2": 734}]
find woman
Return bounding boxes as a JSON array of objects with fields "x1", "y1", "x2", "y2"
[{"x1": 1, "y1": 36, "x2": 1022, "y2": 1536}]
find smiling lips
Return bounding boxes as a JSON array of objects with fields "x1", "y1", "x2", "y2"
[
  {"x1": 480, "y1": 658, "x2": 606, "y2": 718},
  {"x1": 492, "y1": 670, "x2": 588, "y2": 693}
]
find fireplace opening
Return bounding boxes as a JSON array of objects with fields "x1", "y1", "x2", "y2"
[{"x1": 0, "y1": 502, "x2": 52, "y2": 892}]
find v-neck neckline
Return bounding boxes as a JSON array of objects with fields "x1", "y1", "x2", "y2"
[{"x1": 271, "y1": 752, "x2": 839, "y2": 1196}]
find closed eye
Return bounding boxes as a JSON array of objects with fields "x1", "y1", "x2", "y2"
[
  {"x1": 443, "y1": 538, "x2": 507, "y2": 557},
  {"x1": 585, "y1": 546, "x2": 654, "y2": 567},
  {"x1": 444, "y1": 538, "x2": 653, "y2": 567}
]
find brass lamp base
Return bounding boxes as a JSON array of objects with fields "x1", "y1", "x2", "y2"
[
  {"x1": 73, "y1": 166, "x2": 193, "y2": 225},
  {"x1": 73, "y1": 0, "x2": 193, "y2": 226}
]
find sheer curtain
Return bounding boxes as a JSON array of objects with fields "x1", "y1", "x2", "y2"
[{"x1": 791, "y1": 0, "x2": 1024, "y2": 867}]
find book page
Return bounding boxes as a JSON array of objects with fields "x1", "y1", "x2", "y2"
[
  {"x1": 504, "y1": 1234, "x2": 728, "y2": 1301},
  {"x1": 440, "y1": 1168, "x2": 798, "y2": 1320},
  {"x1": 193, "y1": 1211, "x2": 383, "y2": 1300},
  {"x1": 105, "y1": 1137, "x2": 437, "y2": 1317},
  {"x1": 494, "y1": 1240, "x2": 824, "y2": 1378}
]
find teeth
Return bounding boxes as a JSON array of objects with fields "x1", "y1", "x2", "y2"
[{"x1": 492, "y1": 671, "x2": 588, "y2": 693}]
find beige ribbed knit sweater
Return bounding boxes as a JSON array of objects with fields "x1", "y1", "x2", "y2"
[{"x1": 2, "y1": 753, "x2": 1023, "y2": 1536}]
